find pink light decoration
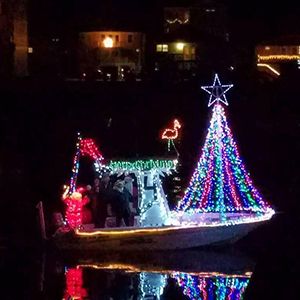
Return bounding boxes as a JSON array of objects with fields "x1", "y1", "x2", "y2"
[
  {"x1": 63, "y1": 189, "x2": 89, "y2": 229},
  {"x1": 80, "y1": 138, "x2": 104, "y2": 161},
  {"x1": 64, "y1": 267, "x2": 87, "y2": 300},
  {"x1": 161, "y1": 119, "x2": 181, "y2": 140}
]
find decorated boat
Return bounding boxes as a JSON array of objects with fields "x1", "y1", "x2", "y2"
[{"x1": 52, "y1": 74, "x2": 275, "y2": 251}]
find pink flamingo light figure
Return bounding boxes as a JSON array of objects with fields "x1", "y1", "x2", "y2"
[{"x1": 161, "y1": 119, "x2": 181, "y2": 154}]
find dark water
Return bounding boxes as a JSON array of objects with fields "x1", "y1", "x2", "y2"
[{"x1": 0, "y1": 247, "x2": 256, "y2": 300}]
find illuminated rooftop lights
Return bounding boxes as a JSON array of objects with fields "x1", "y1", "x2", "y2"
[
  {"x1": 166, "y1": 18, "x2": 189, "y2": 24},
  {"x1": 257, "y1": 54, "x2": 300, "y2": 61},
  {"x1": 257, "y1": 63, "x2": 280, "y2": 76},
  {"x1": 176, "y1": 42, "x2": 185, "y2": 51},
  {"x1": 103, "y1": 37, "x2": 113, "y2": 48}
]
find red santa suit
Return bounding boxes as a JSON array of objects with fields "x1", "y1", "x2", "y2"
[{"x1": 64, "y1": 191, "x2": 89, "y2": 229}]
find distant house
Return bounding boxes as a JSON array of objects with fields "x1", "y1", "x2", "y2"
[
  {"x1": 0, "y1": 0, "x2": 28, "y2": 77},
  {"x1": 78, "y1": 30, "x2": 145, "y2": 80},
  {"x1": 154, "y1": 1, "x2": 231, "y2": 78},
  {"x1": 256, "y1": 35, "x2": 300, "y2": 78}
]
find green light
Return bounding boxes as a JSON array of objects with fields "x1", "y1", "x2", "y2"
[{"x1": 108, "y1": 159, "x2": 177, "y2": 171}]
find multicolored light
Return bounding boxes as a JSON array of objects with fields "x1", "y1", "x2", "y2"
[
  {"x1": 68, "y1": 134, "x2": 105, "y2": 195},
  {"x1": 98, "y1": 158, "x2": 178, "y2": 227},
  {"x1": 69, "y1": 133, "x2": 82, "y2": 194},
  {"x1": 177, "y1": 95, "x2": 272, "y2": 215},
  {"x1": 64, "y1": 134, "x2": 106, "y2": 228},
  {"x1": 172, "y1": 272, "x2": 251, "y2": 300}
]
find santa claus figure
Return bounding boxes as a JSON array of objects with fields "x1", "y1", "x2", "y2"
[{"x1": 63, "y1": 187, "x2": 89, "y2": 229}]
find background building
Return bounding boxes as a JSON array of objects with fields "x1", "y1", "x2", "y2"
[
  {"x1": 0, "y1": 0, "x2": 28, "y2": 77},
  {"x1": 256, "y1": 35, "x2": 300, "y2": 78},
  {"x1": 164, "y1": 1, "x2": 228, "y2": 40},
  {"x1": 79, "y1": 30, "x2": 145, "y2": 80},
  {"x1": 154, "y1": 0, "x2": 231, "y2": 80}
]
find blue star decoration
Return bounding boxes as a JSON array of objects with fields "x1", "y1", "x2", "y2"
[{"x1": 201, "y1": 74, "x2": 233, "y2": 107}]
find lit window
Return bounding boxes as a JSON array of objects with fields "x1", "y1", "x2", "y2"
[
  {"x1": 176, "y1": 43, "x2": 185, "y2": 51},
  {"x1": 265, "y1": 46, "x2": 270, "y2": 50},
  {"x1": 28, "y1": 47, "x2": 33, "y2": 53},
  {"x1": 157, "y1": 44, "x2": 168, "y2": 52}
]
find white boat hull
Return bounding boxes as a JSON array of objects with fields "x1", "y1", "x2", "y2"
[{"x1": 54, "y1": 219, "x2": 267, "y2": 252}]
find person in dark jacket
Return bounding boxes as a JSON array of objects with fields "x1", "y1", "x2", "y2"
[
  {"x1": 110, "y1": 179, "x2": 133, "y2": 227},
  {"x1": 95, "y1": 173, "x2": 112, "y2": 228}
]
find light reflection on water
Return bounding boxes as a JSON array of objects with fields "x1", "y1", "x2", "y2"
[{"x1": 61, "y1": 250, "x2": 253, "y2": 300}]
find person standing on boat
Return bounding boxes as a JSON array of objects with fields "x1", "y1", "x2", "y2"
[
  {"x1": 111, "y1": 179, "x2": 133, "y2": 227},
  {"x1": 124, "y1": 175, "x2": 137, "y2": 225},
  {"x1": 81, "y1": 185, "x2": 93, "y2": 224},
  {"x1": 95, "y1": 173, "x2": 112, "y2": 228},
  {"x1": 90, "y1": 178, "x2": 100, "y2": 223}
]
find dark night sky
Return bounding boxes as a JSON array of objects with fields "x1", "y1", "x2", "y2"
[{"x1": 29, "y1": 0, "x2": 300, "y2": 43}]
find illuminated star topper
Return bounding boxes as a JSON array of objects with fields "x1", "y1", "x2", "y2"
[{"x1": 201, "y1": 74, "x2": 233, "y2": 107}]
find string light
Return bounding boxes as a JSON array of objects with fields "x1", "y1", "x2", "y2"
[
  {"x1": 65, "y1": 135, "x2": 177, "y2": 229},
  {"x1": 140, "y1": 272, "x2": 167, "y2": 299},
  {"x1": 107, "y1": 159, "x2": 178, "y2": 172},
  {"x1": 75, "y1": 210, "x2": 275, "y2": 238},
  {"x1": 257, "y1": 63, "x2": 280, "y2": 76},
  {"x1": 201, "y1": 73, "x2": 233, "y2": 107},
  {"x1": 161, "y1": 119, "x2": 181, "y2": 140},
  {"x1": 177, "y1": 74, "x2": 274, "y2": 221},
  {"x1": 64, "y1": 267, "x2": 87, "y2": 300},
  {"x1": 257, "y1": 54, "x2": 300, "y2": 61},
  {"x1": 99, "y1": 158, "x2": 178, "y2": 227},
  {"x1": 166, "y1": 18, "x2": 189, "y2": 24},
  {"x1": 161, "y1": 119, "x2": 181, "y2": 153},
  {"x1": 80, "y1": 138, "x2": 104, "y2": 161},
  {"x1": 69, "y1": 132, "x2": 82, "y2": 194},
  {"x1": 63, "y1": 264, "x2": 252, "y2": 300},
  {"x1": 64, "y1": 135, "x2": 106, "y2": 228},
  {"x1": 64, "y1": 190, "x2": 89, "y2": 229},
  {"x1": 77, "y1": 263, "x2": 253, "y2": 277},
  {"x1": 172, "y1": 272, "x2": 251, "y2": 300}
]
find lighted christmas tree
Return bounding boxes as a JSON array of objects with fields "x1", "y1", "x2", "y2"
[{"x1": 177, "y1": 74, "x2": 272, "y2": 216}]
